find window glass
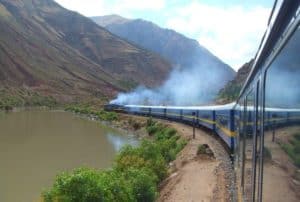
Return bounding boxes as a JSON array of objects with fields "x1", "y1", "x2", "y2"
[{"x1": 263, "y1": 25, "x2": 300, "y2": 201}]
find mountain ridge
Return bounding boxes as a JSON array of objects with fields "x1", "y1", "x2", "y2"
[
  {"x1": 217, "y1": 60, "x2": 253, "y2": 103},
  {"x1": 92, "y1": 15, "x2": 236, "y2": 102},
  {"x1": 92, "y1": 15, "x2": 234, "y2": 72},
  {"x1": 0, "y1": 0, "x2": 172, "y2": 104}
]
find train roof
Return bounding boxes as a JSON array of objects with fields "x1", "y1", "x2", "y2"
[
  {"x1": 125, "y1": 103, "x2": 300, "y2": 112},
  {"x1": 234, "y1": 104, "x2": 300, "y2": 112},
  {"x1": 238, "y1": 1, "x2": 300, "y2": 100},
  {"x1": 125, "y1": 102, "x2": 235, "y2": 110}
]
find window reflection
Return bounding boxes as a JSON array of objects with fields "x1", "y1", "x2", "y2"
[{"x1": 263, "y1": 26, "x2": 300, "y2": 201}]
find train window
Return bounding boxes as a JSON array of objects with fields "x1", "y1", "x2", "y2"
[{"x1": 263, "y1": 24, "x2": 300, "y2": 201}]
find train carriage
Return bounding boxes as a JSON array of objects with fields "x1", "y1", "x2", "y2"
[{"x1": 165, "y1": 108, "x2": 180, "y2": 120}]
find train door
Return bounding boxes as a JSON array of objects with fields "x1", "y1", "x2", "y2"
[
  {"x1": 239, "y1": 79, "x2": 263, "y2": 202},
  {"x1": 243, "y1": 88, "x2": 255, "y2": 201},
  {"x1": 253, "y1": 79, "x2": 263, "y2": 201}
]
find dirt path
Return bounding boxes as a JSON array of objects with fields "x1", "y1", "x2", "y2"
[{"x1": 158, "y1": 121, "x2": 234, "y2": 202}]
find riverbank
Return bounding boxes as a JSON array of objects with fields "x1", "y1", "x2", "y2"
[
  {"x1": 61, "y1": 106, "x2": 234, "y2": 201},
  {"x1": 119, "y1": 115, "x2": 234, "y2": 201},
  {"x1": 43, "y1": 109, "x2": 188, "y2": 201},
  {"x1": 4, "y1": 105, "x2": 232, "y2": 201}
]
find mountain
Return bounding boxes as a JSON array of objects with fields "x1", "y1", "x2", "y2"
[
  {"x1": 217, "y1": 60, "x2": 253, "y2": 103},
  {"x1": 91, "y1": 15, "x2": 236, "y2": 88},
  {"x1": 0, "y1": 0, "x2": 171, "y2": 104},
  {"x1": 91, "y1": 15, "x2": 130, "y2": 27}
]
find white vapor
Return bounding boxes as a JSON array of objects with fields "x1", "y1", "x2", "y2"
[{"x1": 111, "y1": 59, "x2": 233, "y2": 106}]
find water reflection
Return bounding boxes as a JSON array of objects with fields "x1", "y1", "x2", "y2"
[{"x1": 107, "y1": 133, "x2": 139, "y2": 151}]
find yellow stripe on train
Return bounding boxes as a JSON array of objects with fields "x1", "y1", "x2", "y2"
[{"x1": 149, "y1": 112, "x2": 236, "y2": 137}]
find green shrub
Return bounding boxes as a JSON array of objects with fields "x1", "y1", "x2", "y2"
[
  {"x1": 175, "y1": 138, "x2": 188, "y2": 154},
  {"x1": 43, "y1": 168, "x2": 134, "y2": 202},
  {"x1": 65, "y1": 105, "x2": 118, "y2": 121},
  {"x1": 197, "y1": 144, "x2": 207, "y2": 155},
  {"x1": 294, "y1": 133, "x2": 300, "y2": 141},
  {"x1": 124, "y1": 168, "x2": 158, "y2": 202},
  {"x1": 116, "y1": 141, "x2": 167, "y2": 182},
  {"x1": 157, "y1": 136, "x2": 178, "y2": 162},
  {"x1": 44, "y1": 118, "x2": 187, "y2": 202},
  {"x1": 164, "y1": 128, "x2": 177, "y2": 138},
  {"x1": 43, "y1": 168, "x2": 105, "y2": 202},
  {"x1": 146, "y1": 117, "x2": 155, "y2": 127},
  {"x1": 281, "y1": 133, "x2": 300, "y2": 167},
  {"x1": 146, "y1": 124, "x2": 159, "y2": 136}
]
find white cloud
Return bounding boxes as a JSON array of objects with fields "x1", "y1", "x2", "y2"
[
  {"x1": 55, "y1": 0, "x2": 271, "y2": 70},
  {"x1": 165, "y1": 2, "x2": 271, "y2": 70}
]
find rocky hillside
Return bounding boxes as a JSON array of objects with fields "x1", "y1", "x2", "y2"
[
  {"x1": 92, "y1": 15, "x2": 236, "y2": 88},
  {"x1": 217, "y1": 60, "x2": 253, "y2": 103},
  {"x1": 0, "y1": 0, "x2": 171, "y2": 105}
]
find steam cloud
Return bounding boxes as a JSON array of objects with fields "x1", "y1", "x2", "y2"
[{"x1": 111, "y1": 59, "x2": 234, "y2": 106}]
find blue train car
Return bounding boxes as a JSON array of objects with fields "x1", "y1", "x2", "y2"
[{"x1": 215, "y1": 109, "x2": 235, "y2": 150}]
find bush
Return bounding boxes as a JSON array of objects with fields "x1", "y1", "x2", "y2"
[
  {"x1": 157, "y1": 136, "x2": 178, "y2": 162},
  {"x1": 294, "y1": 133, "x2": 300, "y2": 141},
  {"x1": 146, "y1": 124, "x2": 159, "y2": 136},
  {"x1": 115, "y1": 141, "x2": 168, "y2": 182},
  {"x1": 146, "y1": 117, "x2": 155, "y2": 127},
  {"x1": 175, "y1": 138, "x2": 188, "y2": 154},
  {"x1": 65, "y1": 105, "x2": 118, "y2": 121},
  {"x1": 125, "y1": 168, "x2": 158, "y2": 202},
  {"x1": 197, "y1": 144, "x2": 207, "y2": 155},
  {"x1": 127, "y1": 119, "x2": 142, "y2": 130},
  {"x1": 44, "y1": 118, "x2": 187, "y2": 202},
  {"x1": 43, "y1": 168, "x2": 105, "y2": 202},
  {"x1": 43, "y1": 168, "x2": 134, "y2": 202},
  {"x1": 281, "y1": 133, "x2": 300, "y2": 167}
]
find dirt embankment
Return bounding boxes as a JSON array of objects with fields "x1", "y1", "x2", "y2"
[
  {"x1": 113, "y1": 114, "x2": 234, "y2": 202},
  {"x1": 158, "y1": 121, "x2": 234, "y2": 202}
]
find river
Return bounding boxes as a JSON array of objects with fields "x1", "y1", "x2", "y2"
[{"x1": 0, "y1": 109, "x2": 137, "y2": 202}]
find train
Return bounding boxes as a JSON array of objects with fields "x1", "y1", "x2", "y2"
[
  {"x1": 105, "y1": 103, "x2": 300, "y2": 152},
  {"x1": 106, "y1": 1, "x2": 300, "y2": 201}
]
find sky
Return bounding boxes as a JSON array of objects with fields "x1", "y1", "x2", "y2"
[{"x1": 54, "y1": 0, "x2": 274, "y2": 71}]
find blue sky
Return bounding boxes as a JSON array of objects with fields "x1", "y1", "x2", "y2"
[{"x1": 54, "y1": 0, "x2": 274, "y2": 70}]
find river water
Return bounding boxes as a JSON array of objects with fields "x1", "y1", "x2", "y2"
[{"x1": 0, "y1": 109, "x2": 137, "y2": 202}]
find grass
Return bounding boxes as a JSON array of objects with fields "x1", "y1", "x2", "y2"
[
  {"x1": 0, "y1": 88, "x2": 57, "y2": 110},
  {"x1": 43, "y1": 118, "x2": 187, "y2": 202},
  {"x1": 281, "y1": 132, "x2": 300, "y2": 167},
  {"x1": 65, "y1": 105, "x2": 118, "y2": 121},
  {"x1": 197, "y1": 144, "x2": 207, "y2": 155},
  {"x1": 217, "y1": 83, "x2": 241, "y2": 103},
  {"x1": 196, "y1": 144, "x2": 214, "y2": 158},
  {"x1": 117, "y1": 79, "x2": 139, "y2": 91}
]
